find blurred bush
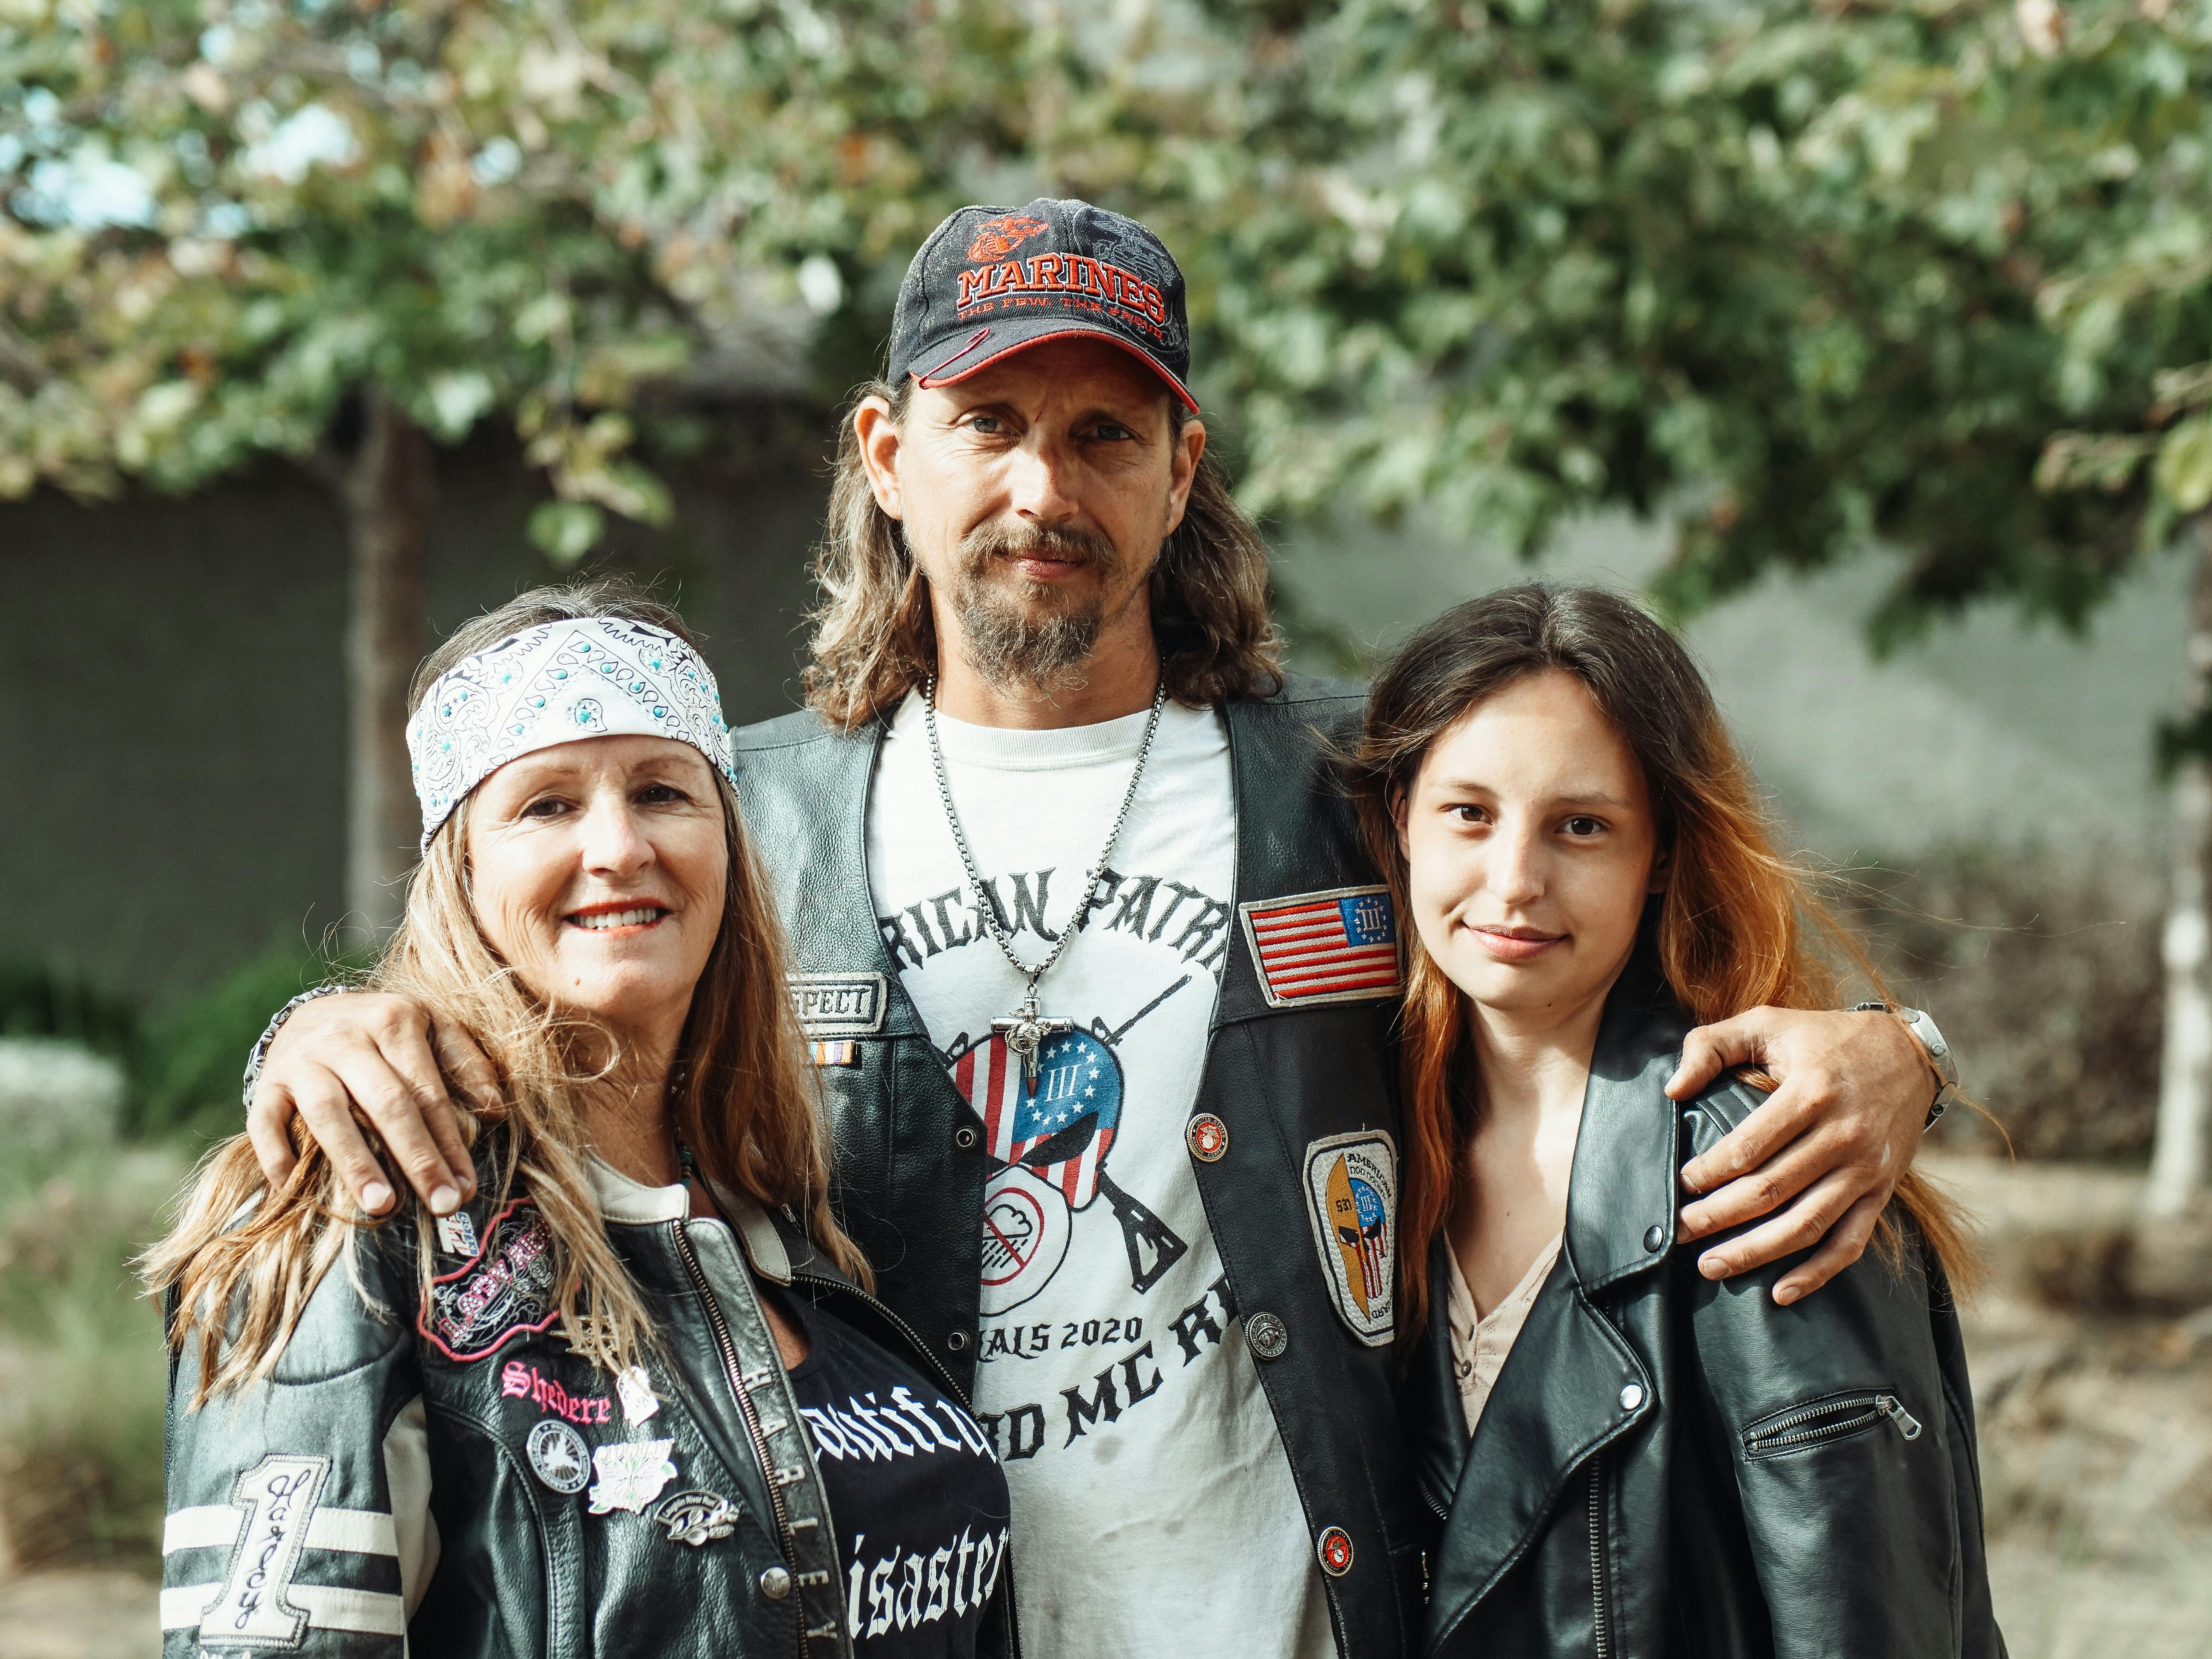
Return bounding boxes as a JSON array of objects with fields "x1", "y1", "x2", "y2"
[
  {"x1": 0, "y1": 944, "x2": 359, "y2": 1576},
  {"x1": 1841, "y1": 841, "x2": 2162, "y2": 1163},
  {"x1": 132, "y1": 946, "x2": 362, "y2": 1144},
  {"x1": 0, "y1": 1046, "x2": 181, "y2": 1576}
]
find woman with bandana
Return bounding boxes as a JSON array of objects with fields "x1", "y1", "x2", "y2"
[{"x1": 148, "y1": 581, "x2": 1013, "y2": 1659}]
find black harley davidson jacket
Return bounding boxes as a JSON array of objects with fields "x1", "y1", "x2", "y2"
[
  {"x1": 1403, "y1": 959, "x2": 2005, "y2": 1659},
  {"x1": 160, "y1": 1164, "x2": 1016, "y2": 1659},
  {"x1": 730, "y1": 675, "x2": 1430, "y2": 1658}
]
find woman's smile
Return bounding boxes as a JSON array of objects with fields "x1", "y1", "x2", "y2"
[
  {"x1": 564, "y1": 899, "x2": 674, "y2": 934},
  {"x1": 1468, "y1": 923, "x2": 1566, "y2": 963}
]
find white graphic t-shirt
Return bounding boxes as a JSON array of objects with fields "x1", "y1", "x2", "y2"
[{"x1": 865, "y1": 691, "x2": 1333, "y2": 1659}]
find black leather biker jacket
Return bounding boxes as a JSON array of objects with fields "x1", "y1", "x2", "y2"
[
  {"x1": 730, "y1": 675, "x2": 1430, "y2": 1656},
  {"x1": 1403, "y1": 958, "x2": 2005, "y2": 1659},
  {"x1": 160, "y1": 1165, "x2": 1015, "y2": 1659}
]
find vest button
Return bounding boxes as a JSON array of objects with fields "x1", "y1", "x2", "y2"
[
  {"x1": 1246, "y1": 1311, "x2": 1289, "y2": 1360},
  {"x1": 759, "y1": 1565, "x2": 793, "y2": 1600},
  {"x1": 1186, "y1": 1113, "x2": 1229, "y2": 1162},
  {"x1": 947, "y1": 1329, "x2": 971, "y2": 1353},
  {"x1": 955, "y1": 1124, "x2": 979, "y2": 1151},
  {"x1": 1643, "y1": 1224, "x2": 1665, "y2": 1253},
  {"x1": 1620, "y1": 1382, "x2": 1644, "y2": 1412}
]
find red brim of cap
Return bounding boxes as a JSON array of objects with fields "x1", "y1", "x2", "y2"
[{"x1": 913, "y1": 325, "x2": 1200, "y2": 414}]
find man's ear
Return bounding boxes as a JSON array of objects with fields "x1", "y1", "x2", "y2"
[
  {"x1": 1160, "y1": 411, "x2": 1205, "y2": 539},
  {"x1": 853, "y1": 394, "x2": 905, "y2": 520}
]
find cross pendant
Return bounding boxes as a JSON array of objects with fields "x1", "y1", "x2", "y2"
[{"x1": 992, "y1": 996, "x2": 1074, "y2": 1088}]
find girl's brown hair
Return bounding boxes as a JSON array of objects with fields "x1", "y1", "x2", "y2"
[
  {"x1": 803, "y1": 377, "x2": 1284, "y2": 727},
  {"x1": 1345, "y1": 583, "x2": 1973, "y2": 1341},
  {"x1": 148, "y1": 578, "x2": 868, "y2": 1405}
]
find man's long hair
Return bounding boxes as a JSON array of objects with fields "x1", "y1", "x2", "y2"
[
  {"x1": 149, "y1": 580, "x2": 867, "y2": 1404},
  {"x1": 804, "y1": 378, "x2": 1284, "y2": 728},
  {"x1": 1343, "y1": 584, "x2": 1978, "y2": 1343}
]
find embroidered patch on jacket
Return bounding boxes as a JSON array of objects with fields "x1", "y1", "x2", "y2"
[
  {"x1": 194, "y1": 1454, "x2": 333, "y2": 1645},
  {"x1": 1302, "y1": 1132, "x2": 1399, "y2": 1347},
  {"x1": 588, "y1": 1438, "x2": 678, "y2": 1515},
  {"x1": 789, "y1": 972, "x2": 888, "y2": 1037},
  {"x1": 500, "y1": 1360, "x2": 613, "y2": 1425},
  {"x1": 1238, "y1": 886, "x2": 1403, "y2": 1008},
  {"x1": 809, "y1": 1039, "x2": 861, "y2": 1067},
  {"x1": 419, "y1": 1199, "x2": 559, "y2": 1362}
]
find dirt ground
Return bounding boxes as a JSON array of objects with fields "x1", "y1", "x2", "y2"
[{"x1": 6, "y1": 1155, "x2": 2206, "y2": 1659}]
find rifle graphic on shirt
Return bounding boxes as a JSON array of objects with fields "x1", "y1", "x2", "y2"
[{"x1": 946, "y1": 976, "x2": 1196, "y2": 1294}]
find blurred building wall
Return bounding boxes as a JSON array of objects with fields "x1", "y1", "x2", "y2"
[{"x1": 4, "y1": 415, "x2": 831, "y2": 1004}]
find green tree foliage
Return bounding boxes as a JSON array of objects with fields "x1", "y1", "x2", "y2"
[
  {"x1": 0, "y1": 0, "x2": 1029, "y2": 552},
  {"x1": 1090, "y1": 0, "x2": 2206, "y2": 650}
]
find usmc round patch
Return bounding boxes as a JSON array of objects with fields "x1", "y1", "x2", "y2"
[
  {"x1": 1185, "y1": 1113, "x2": 1228, "y2": 1163},
  {"x1": 527, "y1": 1419, "x2": 591, "y2": 1494},
  {"x1": 1317, "y1": 1526, "x2": 1355, "y2": 1577}
]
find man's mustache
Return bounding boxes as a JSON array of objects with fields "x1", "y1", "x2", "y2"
[{"x1": 959, "y1": 522, "x2": 1120, "y2": 574}]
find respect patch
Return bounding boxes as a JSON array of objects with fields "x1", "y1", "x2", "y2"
[{"x1": 789, "y1": 972, "x2": 888, "y2": 1037}]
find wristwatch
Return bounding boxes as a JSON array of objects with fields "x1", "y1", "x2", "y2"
[{"x1": 1854, "y1": 1001, "x2": 1960, "y2": 1129}]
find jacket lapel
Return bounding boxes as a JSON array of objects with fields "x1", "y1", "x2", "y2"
[{"x1": 1423, "y1": 958, "x2": 1689, "y2": 1649}]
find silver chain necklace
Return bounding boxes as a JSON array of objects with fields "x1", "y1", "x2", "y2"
[{"x1": 922, "y1": 673, "x2": 1170, "y2": 1085}]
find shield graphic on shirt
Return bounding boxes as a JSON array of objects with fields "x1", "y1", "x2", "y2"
[{"x1": 951, "y1": 1029, "x2": 1122, "y2": 1210}]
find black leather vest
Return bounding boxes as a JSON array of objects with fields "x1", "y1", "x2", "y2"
[{"x1": 730, "y1": 674, "x2": 1429, "y2": 1657}]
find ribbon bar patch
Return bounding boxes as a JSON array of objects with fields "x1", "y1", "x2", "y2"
[
  {"x1": 789, "y1": 972, "x2": 888, "y2": 1037},
  {"x1": 1238, "y1": 885, "x2": 1403, "y2": 1008}
]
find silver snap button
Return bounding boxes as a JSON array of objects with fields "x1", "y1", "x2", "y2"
[
  {"x1": 1619, "y1": 1383, "x2": 1644, "y2": 1412},
  {"x1": 947, "y1": 1329, "x2": 971, "y2": 1353},
  {"x1": 1246, "y1": 1311, "x2": 1289, "y2": 1360},
  {"x1": 954, "y1": 1124, "x2": 979, "y2": 1150},
  {"x1": 758, "y1": 1565, "x2": 793, "y2": 1600},
  {"x1": 1643, "y1": 1224, "x2": 1665, "y2": 1253}
]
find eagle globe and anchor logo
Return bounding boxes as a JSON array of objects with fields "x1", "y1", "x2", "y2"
[{"x1": 952, "y1": 1025, "x2": 1187, "y2": 1315}]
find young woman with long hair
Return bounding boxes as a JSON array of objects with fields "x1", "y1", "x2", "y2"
[
  {"x1": 1347, "y1": 585, "x2": 2001, "y2": 1656},
  {"x1": 148, "y1": 581, "x2": 1013, "y2": 1659}
]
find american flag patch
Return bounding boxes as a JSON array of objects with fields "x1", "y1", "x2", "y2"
[{"x1": 1238, "y1": 885, "x2": 1403, "y2": 1008}]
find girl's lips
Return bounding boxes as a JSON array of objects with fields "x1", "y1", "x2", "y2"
[{"x1": 1470, "y1": 927, "x2": 1564, "y2": 963}]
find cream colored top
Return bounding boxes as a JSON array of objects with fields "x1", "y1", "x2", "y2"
[{"x1": 1445, "y1": 1231, "x2": 1565, "y2": 1437}]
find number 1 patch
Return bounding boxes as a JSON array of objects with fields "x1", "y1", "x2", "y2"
[{"x1": 1302, "y1": 1132, "x2": 1399, "y2": 1347}]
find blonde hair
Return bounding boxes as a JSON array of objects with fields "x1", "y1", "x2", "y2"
[
  {"x1": 1345, "y1": 585, "x2": 1977, "y2": 1342},
  {"x1": 802, "y1": 378, "x2": 1285, "y2": 728},
  {"x1": 148, "y1": 582, "x2": 867, "y2": 1406}
]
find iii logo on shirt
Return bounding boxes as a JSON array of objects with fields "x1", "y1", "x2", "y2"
[{"x1": 953, "y1": 1027, "x2": 1187, "y2": 1311}]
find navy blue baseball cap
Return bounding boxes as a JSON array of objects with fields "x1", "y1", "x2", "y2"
[{"x1": 887, "y1": 198, "x2": 1197, "y2": 412}]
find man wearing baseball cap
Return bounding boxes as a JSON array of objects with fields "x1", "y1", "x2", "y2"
[{"x1": 246, "y1": 198, "x2": 1953, "y2": 1655}]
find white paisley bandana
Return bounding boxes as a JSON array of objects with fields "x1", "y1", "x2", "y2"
[{"x1": 405, "y1": 617, "x2": 739, "y2": 849}]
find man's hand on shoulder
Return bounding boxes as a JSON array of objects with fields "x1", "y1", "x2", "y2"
[
  {"x1": 247, "y1": 991, "x2": 498, "y2": 1217},
  {"x1": 1665, "y1": 1005, "x2": 1935, "y2": 1306}
]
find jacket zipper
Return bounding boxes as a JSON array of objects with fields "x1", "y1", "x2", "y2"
[
  {"x1": 671, "y1": 1219, "x2": 804, "y2": 1647},
  {"x1": 1743, "y1": 1391, "x2": 1923, "y2": 1459},
  {"x1": 1587, "y1": 1461, "x2": 1610, "y2": 1659}
]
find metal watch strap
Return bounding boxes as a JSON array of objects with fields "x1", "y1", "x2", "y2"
[
  {"x1": 239, "y1": 984, "x2": 351, "y2": 1110},
  {"x1": 1852, "y1": 1000, "x2": 1958, "y2": 1131}
]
